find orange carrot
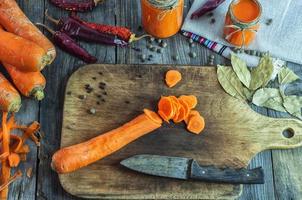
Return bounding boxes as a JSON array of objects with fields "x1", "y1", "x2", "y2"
[
  {"x1": 165, "y1": 70, "x2": 182, "y2": 88},
  {"x1": 184, "y1": 110, "x2": 201, "y2": 124},
  {"x1": 0, "y1": 152, "x2": 9, "y2": 161},
  {"x1": 158, "y1": 97, "x2": 174, "y2": 122},
  {"x1": 3, "y1": 63, "x2": 46, "y2": 100},
  {"x1": 8, "y1": 153, "x2": 20, "y2": 167},
  {"x1": 143, "y1": 109, "x2": 163, "y2": 125},
  {"x1": 0, "y1": 73, "x2": 21, "y2": 113},
  {"x1": 0, "y1": 0, "x2": 56, "y2": 63},
  {"x1": 0, "y1": 28, "x2": 50, "y2": 72},
  {"x1": 51, "y1": 112, "x2": 161, "y2": 174},
  {"x1": 0, "y1": 112, "x2": 10, "y2": 199},
  {"x1": 173, "y1": 103, "x2": 186, "y2": 123},
  {"x1": 158, "y1": 110, "x2": 170, "y2": 123},
  {"x1": 178, "y1": 99, "x2": 190, "y2": 119},
  {"x1": 179, "y1": 95, "x2": 198, "y2": 109},
  {"x1": 187, "y1": 115, "x2": 205, "y2": 134}
]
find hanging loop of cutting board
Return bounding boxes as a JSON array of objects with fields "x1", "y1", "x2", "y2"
[{"x1": 59, "y1": 64, "x2": 302, "y2": 199}]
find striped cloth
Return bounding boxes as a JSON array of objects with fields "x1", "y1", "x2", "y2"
[
  {"x1": 182, "y1": 31, "x2": 285, "y2": 79},
  {"x1": 181, "y1": 31, "x2": 260, "y2": 67}
]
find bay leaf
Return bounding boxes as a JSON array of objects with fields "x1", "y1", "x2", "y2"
[
  {"x1": 252, "y1": 88, "x2": 286, "y2": 112},
  {"x1": 249, "y1": 55, "x2": 274, "y2": 90},
  {"x1": 283, "y1": 95, "x2": 302, "y2": 119},
  {"x1": 231, "y1": 53, "x2": 251, "y2": 88},
  {"x1": 217, "y1": 65, "x2": 247, "y2": 101},
  {"x1": 243, "y1": 87, "x2": 253, "y2": 102},
  {"x1": 278, "y1": 67, "x2": 300, "y2": 85}
]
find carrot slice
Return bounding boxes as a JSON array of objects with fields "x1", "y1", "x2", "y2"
[
  {"x1": 178, "y1": 99, "x2": 190, "y2": 119},
  {"x1": 184, "y1": 110, "x2": 201, "y2": 124},
  {"x1": 143, "y1": 109, "x2": 163, "y2": 125},
  {"x1": 8, "y1": 153, "x2": 20, "y2": 167},
  {"x1": 173, "y1": 104, "x2": 186, "y2": 123},
  {"x1": 187, "y1": 115, "x2": 205, "y2": 134},
  {"x1": 179, "y1": 95, "x2": 198, "y2": 109},
  {"x1": 158, "y1": 110, "x2": 170, "y2": 123},
  {"x1": 165, "y1": 70, "x2": 182, "y2": 88},
  {"x1": 167, "y1": 96, "x2": 177, "y2": 118},
  {"x1": 158, "y1": 97, "x2": 174, "y2": 121}
]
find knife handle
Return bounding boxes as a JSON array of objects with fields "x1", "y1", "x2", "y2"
[{"x1": 190, "y1": 160, "x2": 264, "y2": 184}]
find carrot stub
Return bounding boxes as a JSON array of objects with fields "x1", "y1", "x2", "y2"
[
  {"x1": 0, "y1": 73, "x2": 21, "y2": 113},
  {"x1": 51, "y1": 112, "x2": 162, "y2": 174},
  {"x1": 3, "y1": 63, "x2": 46, "y2": 100},
  {"x1": 165, "y1": 70, "x2": 182, "y2": 88},
  {"x1": 0, "y1": 0, "x2": 56, "y2": 63},
  {"x1": 143, "y1": 109, "x2": 163, "y2": 125}
]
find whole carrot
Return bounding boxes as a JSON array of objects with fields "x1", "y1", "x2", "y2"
[
  {"x1": 3, "y1": 63, "x2": 46, "y2": 100},
  {"x1": 0, "y1": 28, "x2": 50, "y2": 72},
  {"x1": 0, "y1": 0, "x2": 56, "y2": 64},
  {"x1": 0, "y1": 73, "x2": 21, "y2": 113},
  {"x1": 52, "y1": 110, "x2": 162, "y2": 174}
]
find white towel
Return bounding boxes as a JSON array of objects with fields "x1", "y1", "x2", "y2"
[{"x1": 182, "y1": 0, "x2": 302, "y2": 65}]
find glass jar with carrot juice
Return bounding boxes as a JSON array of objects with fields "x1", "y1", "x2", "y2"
[
  {"x1": 223, "y1": 0, "x2": 262, "y2": 47},
  {"x1": 141, "y1": 0, "x2": 184, "y2": 38}
]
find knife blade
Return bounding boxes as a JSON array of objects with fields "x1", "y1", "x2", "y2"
[{"x1": 120, "y1": 154, "x2": 264, "y2": 184}]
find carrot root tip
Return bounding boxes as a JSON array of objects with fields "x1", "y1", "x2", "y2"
[
  {"x1": 41, "y1": 55, "x2": 52, "y2": 70},
  {"x1": 47, "y1": 48, "x2": 57, "y2": 64},
  {"x1": 31, "y1": 88, "x2": 45, "y2": 101}
]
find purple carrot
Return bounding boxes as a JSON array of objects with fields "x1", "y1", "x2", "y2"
[
  {"x1": 191, "y1": 0, "x2": 226, "y2": 19},
  {"x1": 49, "y1": 0, "x2": 103, "y2": 12},
  {"x1": 44, "y1": 10, "x2": 128, "y2": 46},
  {"x1": 36, "y1": 23, "x2": 97, "y2": 64}
]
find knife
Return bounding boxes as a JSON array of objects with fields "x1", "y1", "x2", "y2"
[{"x1": 120, "y1": 154, "x2": 264, "y2": 184}]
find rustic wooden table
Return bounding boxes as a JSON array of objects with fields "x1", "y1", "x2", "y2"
[{"x1": 8, "y1": 0, "x2": 302, "y2": 199}]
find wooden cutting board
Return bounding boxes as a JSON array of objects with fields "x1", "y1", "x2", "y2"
[{"x1": 59, "y1": 64, "x2": 302, "y2": 199}]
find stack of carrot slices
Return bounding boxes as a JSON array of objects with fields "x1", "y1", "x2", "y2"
[{"x1": 157, "y1": 95, "x2": 205, "y2": 134}]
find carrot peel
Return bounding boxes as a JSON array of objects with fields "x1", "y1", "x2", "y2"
[{"x1": 8, "y1": 153, "x2": 20, "y2": 168}]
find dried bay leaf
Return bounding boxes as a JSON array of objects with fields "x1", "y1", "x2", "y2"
[
  {"x1": 231, "y1": 54, "x2": 251, "y2": 88},
  {"x1": 283, "y1": 95, "x2": 302, "y2": 119},
  {"x1": 217, "y1": 65, "x2": 247, "y2": 100},
  {"x1": 252, "y1": 88, "x2": 286, "y2": 112},
  {"x1": 278, "y1": 67, "x2": 300, "y2": 85},
  {"x1": 243, "y1": 87, "x2": 253, "y2": 102},
  {"x1": 249, "y1": 55, "x2": 274, "y2": 90}
]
